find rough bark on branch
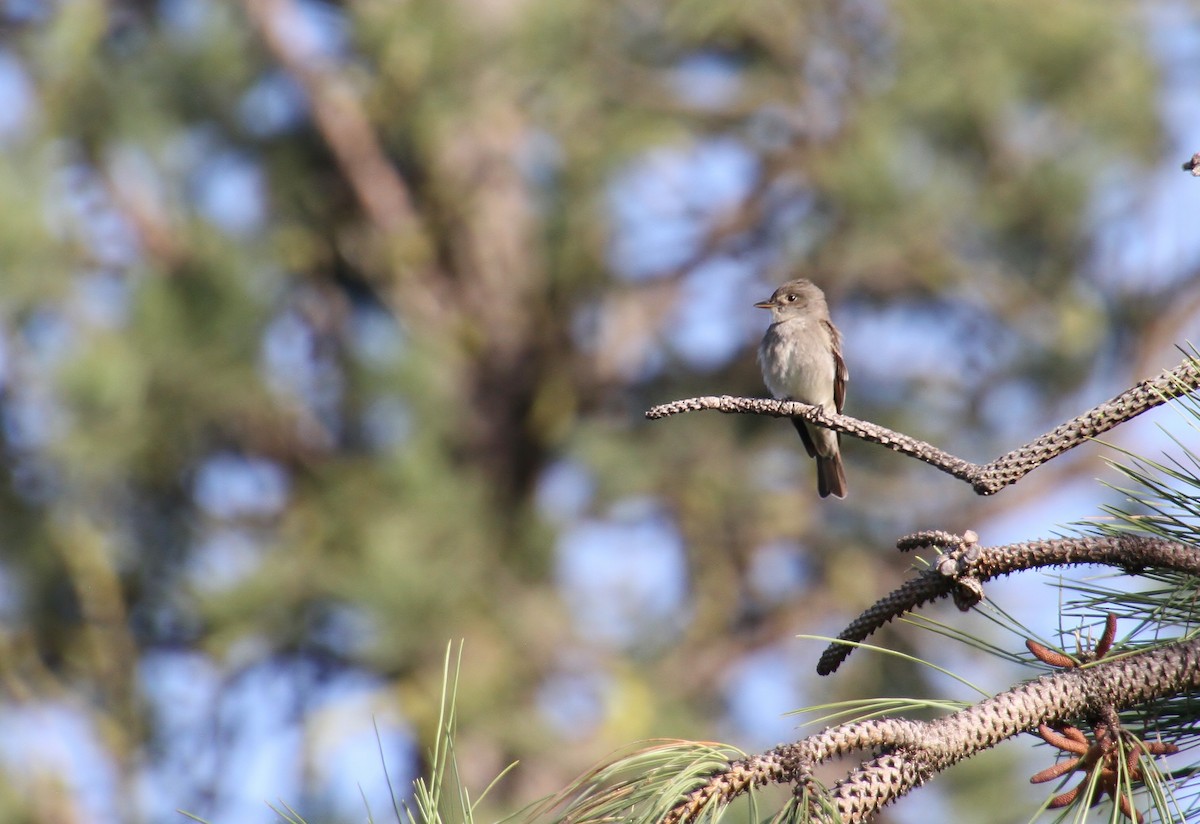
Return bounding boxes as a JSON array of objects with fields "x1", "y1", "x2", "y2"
[
  {"x1": 646, "y1": 358, "x2": 1200, "y2": 495},
  {"x1": 818, "y1": 533, "x2": 1200, "y2": 675},
  {"x1": 667, "y1": 638, "x2": 1200, "y2": 824}
]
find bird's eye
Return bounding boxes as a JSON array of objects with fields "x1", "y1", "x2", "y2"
[{"x1": 785, "y1": 294, "x2": 797, "y2": 302}]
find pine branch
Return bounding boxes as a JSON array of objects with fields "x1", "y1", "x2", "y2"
[
  {"x1": 666, "y1": 638, "x2": 1200, "y2": 824},
  {"x1": 817, "y1": 533, "x2": 1200, "y2": 676},
  {"x1": 240, "y1": 0, "x2": 451, "y2": 326},
  {"x1": 242, "y1": 0, "x2": 420, "y2": 236},
  {"x1": 645, "y1": 358, "x2": 1200, "y2": 495}
]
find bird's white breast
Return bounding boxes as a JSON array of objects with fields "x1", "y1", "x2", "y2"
[{"x1": 757, "y1": 317, "x2": 836, "y2": 409}]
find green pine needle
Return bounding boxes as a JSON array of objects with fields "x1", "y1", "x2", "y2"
[{"x1": 538, "y1": 740, "x2": 751, "y2": 824}]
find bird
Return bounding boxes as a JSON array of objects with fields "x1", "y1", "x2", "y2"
[{"x1": 755, "y1": 278, "x2": 848, "y2": 498}]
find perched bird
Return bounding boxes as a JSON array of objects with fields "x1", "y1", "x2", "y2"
[{"x1": 755, "y1": 279, "x2": 848, "y2": 499}]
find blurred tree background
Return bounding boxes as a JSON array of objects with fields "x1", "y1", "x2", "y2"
[{"x1": 0, "y1": 0, "x2": 1199, "y2": 821}]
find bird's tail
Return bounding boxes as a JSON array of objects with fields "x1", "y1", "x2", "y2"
[{"x1": 817, "y1": 454, "x2": 847, "y2": 499}]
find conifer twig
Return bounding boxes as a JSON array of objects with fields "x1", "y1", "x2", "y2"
[
  {"x1": 817, "y1": 534, "x2": 1200, "y2": 675},
  {"x1": 665, "y1": 638, "x2": 1200, "y2": 824},
  {"x1": 645, "y1": 358, "x2": 1200, "y2": 495}
]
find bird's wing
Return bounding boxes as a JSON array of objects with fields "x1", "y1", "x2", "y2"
[
  {"x1": 790, "y1": 417, "x2": 818, "y2": 458},
  {"x1": 825, "y1": 318, "x2": 848, "y2": 414}
]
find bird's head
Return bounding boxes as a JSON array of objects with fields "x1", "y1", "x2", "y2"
[{"x1": 754, "y1": 278, "x2": 827, "y2": 322}]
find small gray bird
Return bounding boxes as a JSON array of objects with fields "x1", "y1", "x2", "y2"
[{"x1": 755, "y1": 279, "x2": 848, "y2": 499}]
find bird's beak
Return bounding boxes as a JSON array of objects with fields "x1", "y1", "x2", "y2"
[{"x1": 753, "y1": 299, "x2": 774, "y2": 309}]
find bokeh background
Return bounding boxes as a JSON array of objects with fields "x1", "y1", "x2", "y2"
[{"x1": 1, "y1": 0, "x2": 1200, "y2": 821}]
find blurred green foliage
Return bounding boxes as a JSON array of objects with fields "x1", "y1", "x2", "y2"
[{"x1": 0, "y1": 0, "x2": 1187, "y2": 821}]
